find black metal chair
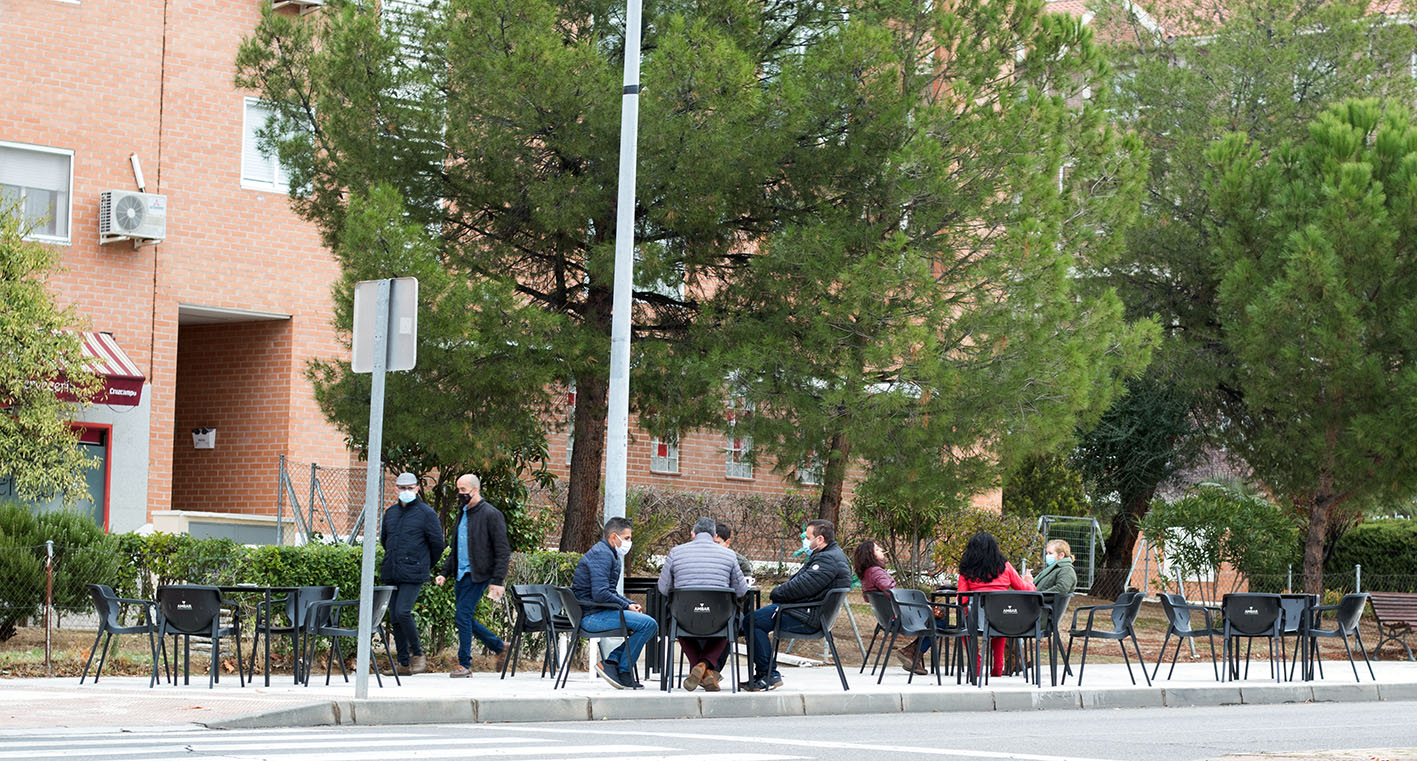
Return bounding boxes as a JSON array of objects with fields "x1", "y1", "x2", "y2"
[
  {"x1": 155, "y1": 584, "x2": 244, "y2": 689},
  {"x1": 768, "y1": 588, "x2": 852, "y2": 691},
  {"x1": 1305, "y1": 593, "x2": 1375, "y2": 682},
  {"x1": 1153, "y1": 592, "x2": 1221, "y2": 681},
  {"x1": 860, "y1": 591, "x2": 900, "y2": 677},
  {"x1": 1221, "y1": 593, "x2": 1284, "y2": 682},
  {"x1": 249, "y1": 585, "x2": 337, "y2": 685},
  {"x1": 979, "y1": 591, "x2": 1046, "y2": 687},
  {"x1": 1278, "y1": 594, "x2": 1314, "y2": 681},
  {"x1": 1064, "y1": 590, "x2": 1150, "y2": 686},
  {"x1": 553, "y1": 586, "x2": 639, "y2": 689},
  {"x1": 81, "y1": 584, "x2": 163, "y2": 687},
  {"x1": 1040, "y1": 592, "x2": 1074, "y2": 686},
  {"x1": 300, "y1": 586, "x2": 400, "y2": 687},
  {"x1": 661, "y1": 587, "x2": 740, "y2": 693},
  {"x1": 884, "y1": 588, "x2": 944, "y2": 685},
  {"x1": 502, "y1": 584, "x2": 574, "y2": 680}
]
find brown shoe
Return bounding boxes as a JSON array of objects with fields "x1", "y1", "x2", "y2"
[
  {"x1": 450, "y1": 665, "x2": 472, "y2": 678},
  {"x1": 408, "y1": 655, "x2": 427, "y2": 675},
  {"x1": 700, "y1": 668, "x2": 722, "y2": 692},
  {"x1": 682, "y1": 662, "x2": 707, "y2": 692},
  {"x1": 910, "y1": 654, "x2": 929, "y2": 676},
  {"x1": 894, "y1": 645, "x2": 916, "y2": 670},
  {"x1": 493, "y1": 648, "x2": 508, "y2": 673}
]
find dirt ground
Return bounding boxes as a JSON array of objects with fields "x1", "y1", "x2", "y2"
[{"x1": 1, "y1": 594, "x2": 1406, "y2": 679}]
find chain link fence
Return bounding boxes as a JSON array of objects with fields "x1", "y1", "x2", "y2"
[{"x1": 277, "y1": 457, "x2": 393, "y2": 545}]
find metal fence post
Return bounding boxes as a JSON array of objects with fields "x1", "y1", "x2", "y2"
[
  {"x1": 276, "y1": 455, "x2": 287, "y2": 546},
  {"x1": 44, "y1": 540, "x2": 54, "y2": 677},
  {"x1": 1356, "y1": 563, "x2": 1362, "y2": 594},
  {"x1": 1287, "y1": 564, "x2": 1293, "y2": 592}
]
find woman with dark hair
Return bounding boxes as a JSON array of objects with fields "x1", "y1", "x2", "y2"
[
  {"x1": 854, "y1": 540, "x2": 928, "y2": 674},
  {"x1": 956, "y1": 531, "x2": 1034, "y2": 677}
]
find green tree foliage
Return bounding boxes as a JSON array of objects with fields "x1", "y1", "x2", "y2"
[
  {"x1": 1002, "y1": 454, "x2": 1089, "y2": 521},
  {"x1": 1073, "y1": 375, "x2": 1202, "y2": 596},
  {"x1": 1328, "y1": 519, "x2": 1417, "y2": 591},
  {"x1": 1093, "y1": 0, "x2": 1417, "y2": 594},
  {"x1": 711, "y1": 0, "x2": 1156, "y2": 528},
  {"x1": 0, "y1": 205, "x2": 100, "y2": 504},
  {"x1": 1205, "y1": 100, "x2": 1417, "y2": 593},
  {"x1": 929, "y1": 507, "x2": 1044, "y2": 581},
  {"x1": 237, "y1": 0, "x2": 859, "y2": 551},
  {"x1": 0, "y1": 501, "x2": 124, "y2": 641},
  {"x1": 1140, "y1": 484, "x2": 1300, "y2": 601}
]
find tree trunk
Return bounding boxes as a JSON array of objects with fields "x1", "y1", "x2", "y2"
[
  {"x1": 817, "y1": 429, "x2": 852, "y2": 525},
  {"x1": 559, "y1": 369, "x2": 609, "y2": 552},
  {"x1": 1301, "y1": 492, "x2": 1331, "y2": 595},
  {"x1": 1092, "y1": 485, "x2": 1157, "y2": 599}
]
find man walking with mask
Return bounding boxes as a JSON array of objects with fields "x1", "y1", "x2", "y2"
[
  {"x1": 380, "y1": 472, "x2": 446, "y2": 675},
  {"x1": 434, "y1": 473, "x2": 511, "y2": 677}
]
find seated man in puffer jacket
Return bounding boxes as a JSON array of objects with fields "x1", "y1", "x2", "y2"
[{"x1": 744, "y1": 519, "x2": 851, "y2": 691}]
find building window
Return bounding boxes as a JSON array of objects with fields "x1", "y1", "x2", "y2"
[
  {"x1": 797, "y1": 455, "x2": 824, "y2": 486},
  {"x1": 241, "y1": 98, "x2": 291, "y2": 192},
  {"x1": 0, "y1": 141, "x2": 73, "y2": 243},
  {"x1": 564, "y1": 385, "x2": 576, "y2": 466},
  {"x1": 650, "y1": 437, "x2": 679, "y2": 474},
  {"x1": 725, "y1": 436, "x2": 753, "y2": 479}
]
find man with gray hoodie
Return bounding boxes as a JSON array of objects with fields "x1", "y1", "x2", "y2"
[{"x1": 657, "y1": 517, "x2": 748, "y2": 691}]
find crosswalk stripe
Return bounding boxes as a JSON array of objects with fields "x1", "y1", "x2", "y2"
[
  {"x1": 0, "y1": 732, "x2": 426, "y2": 749},
  {"x1": 78, "y1": 744, "x2": 675, "y2": 760},
  {"x1": 0, "y1": 736, "x2": 542, "y2": 758}
]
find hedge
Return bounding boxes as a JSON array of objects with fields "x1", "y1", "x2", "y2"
[{"x1": 1329, "y1": 519, "x2": 1417, "y2": 592}]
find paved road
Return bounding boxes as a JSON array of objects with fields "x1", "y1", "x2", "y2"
[{"x1": 3, "y1": 701, "x2": 1414, "y2": 761}]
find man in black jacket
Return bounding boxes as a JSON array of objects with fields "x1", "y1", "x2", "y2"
[
  {"x1": 434, "y1": 473, "x2": 511, "y2": 677},
  {"x1": 743, "y1": 519, "x2": 851, "y2": 691},
  {"x1": 380, "y1": 472, "x2": 446, "y2": 675}
]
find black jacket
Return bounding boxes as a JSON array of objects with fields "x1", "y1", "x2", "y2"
[
  {"x1": 441, "y1": 498, "x2": 512, "y2": 586},
  {"x1": 379, "y1": 497, "x2": 446, "y2": 584},
  {"x1": 770, "y1": 540, "x2": 852, "y2": 627}
]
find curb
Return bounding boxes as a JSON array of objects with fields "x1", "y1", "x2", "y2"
[{"x1": 201, "y1": 681, "x2": 1396, "y2": 730}]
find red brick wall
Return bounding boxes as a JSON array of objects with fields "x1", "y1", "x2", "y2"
[{"x1": 172, "y1": 321, "x2": 292, "y2": 512}]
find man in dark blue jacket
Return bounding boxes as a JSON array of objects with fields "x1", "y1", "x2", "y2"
[
  {"x1": 435, "y1": 473, "x2": 511, "y2": 677},
  {"x1": 380, "y1": 472, "x2": 446, "y2": 675},
  {"x1": 744, "y1": 518, "x2": 851, "y2": 691},
  {"x1": 570, "y1": 517, "x2": 658, "y2": 689}
]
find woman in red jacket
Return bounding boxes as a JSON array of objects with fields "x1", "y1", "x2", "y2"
[{"x1": 956, "y1": 532, "x2": 1034, "y2": 677}]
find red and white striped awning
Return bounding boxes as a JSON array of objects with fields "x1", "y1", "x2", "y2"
[{"x1": 56, "y1": 332, "x2": 145, "y2": 406}]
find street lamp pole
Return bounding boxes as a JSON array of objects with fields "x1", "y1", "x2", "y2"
[{"x1": 604, "y1": 0, "x2": 644, "y2": 524}]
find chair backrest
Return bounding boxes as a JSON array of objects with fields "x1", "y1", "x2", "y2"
[
  {"x1": 286, "y1": 586, "x2": 338, "y2": 627},
  {"x1": 554, "y1": 587, "x2": 584, "y2": 627},
  {"x1": 1279, "y1": 596, "x2": 1309, "y2": 634},
  {"x1": 980, "y1": 591, "x2": 1044, "y2": 637},
  {"x1": 865, "y1": 591, "x2": 897, "y2": 631},
  {"x1": 1223, "y1": 593, "x2": 1282, "y2": 636},
  {"x1": 1047, "y1": 593, "x2": 1073, "y2": 634},
  {"x1": 1111, "y1": 590, "x2": 1142, "y2": 632},
  {"x1": 369, "y1": 586, "x2": 395, "y2": 623},
  {"x1": 511, "y1": 585, "x2": 551, "y2": 627},
  {"x1": 1159, "y1": 592, "x2": 1190, "y2": 631},
  {"x1": 668, "y1": 587, "x2": 737, "y2": 637},
  {"x1": 157, "y1": 585, "x2": 224, "y2": 635},
  {"x1": 887, "y1": 588, "x2": 934, "y2": 634},
  {"x1": 1334, "y1": 593, "x2": 1369, "y2": 634},
  {"x1": 813, "y1": 588, "x2": 852, "y2": 633},
  {"x1": 87, "y1": 584, "x2": 122, "y2": 629}
]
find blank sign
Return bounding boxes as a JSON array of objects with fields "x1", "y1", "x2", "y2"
[{"x1": 352, "y1": 277, "x2": 418, "y2": 373}]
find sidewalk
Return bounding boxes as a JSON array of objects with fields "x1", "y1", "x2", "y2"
[{"x1": 4, "y1": 659, "x2": 1415, "y2": 731}]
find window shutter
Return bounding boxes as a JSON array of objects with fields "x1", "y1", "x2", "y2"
[
  {"x1": 242, "y1": 101, "x2": 279, "y2": 187},
  {"x1": 0, "y1": 146, "x2": 69, "y2": 191}
]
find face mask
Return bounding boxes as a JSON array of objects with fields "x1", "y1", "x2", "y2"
[
  {"x1": 397, "y1": 490, "x2": 417, "y2": 504},
  {"x1": 615, "y1": 538, "x2": 632, "y2": 557},
  {"x1": 1045, "y1": 553, "x2": 1058, "y2": 566},
  {"x1": 457, "y1": 493, "x2": 472, "y2": 507},
  {"x1": 801, "y1": 536, "x2": 813, "y2": 553}
]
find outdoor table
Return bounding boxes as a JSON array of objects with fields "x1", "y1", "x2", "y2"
[{"x1": 218, "y1": 584, "x2": 300, "y2": 686}]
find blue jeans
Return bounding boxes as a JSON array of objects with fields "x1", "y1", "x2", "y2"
[
  {"x1": 455, "y1": 575, "x2": 505, "y2": 668},
  {"x1": 751, "y1": 603, "x2": 817, "y2": 679},
  {"x1": 580, "y1": 608, "x2": 658, "y2": 676}
]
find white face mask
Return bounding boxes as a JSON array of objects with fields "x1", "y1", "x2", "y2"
[
  {"x1": 801, "y1": 536, "x2": 814, "y2": 553},
  {"x1": 397, "y1": 490, "x2": 417, "y2": 504},
  {"x1": 615, "y1": 538, "x2": 632, "y2": 556}
]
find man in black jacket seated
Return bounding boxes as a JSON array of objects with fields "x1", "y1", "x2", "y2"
[{"x1": 743, "y1": 519, "x2": 851, "y2": 691}]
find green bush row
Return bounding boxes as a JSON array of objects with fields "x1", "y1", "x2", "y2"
[
  {"x1": 1329, "y1": 519, "x2": 1417, "y2": 591},
  {"x1": 0, "y1": 501, "x2": 581, "y2": 651}
]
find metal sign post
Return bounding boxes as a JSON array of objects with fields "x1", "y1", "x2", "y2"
[{"x1": 351, "y1": 277, "x2": 417, "y2": 699}]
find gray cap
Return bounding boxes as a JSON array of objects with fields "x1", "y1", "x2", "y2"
[{"x1": 395, "y1": 472, "x2": 418, "y2": 487}]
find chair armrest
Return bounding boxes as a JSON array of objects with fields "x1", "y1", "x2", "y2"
[
  {"x1": 116, "y1": 597, "x2": 155, "y2": 607},
  {"x1": 775, "y1": 598, "x2": 825, "y2": 612},
  {"x1": 1311, "y1": 603, "x2": 1339, "y2": 614}
]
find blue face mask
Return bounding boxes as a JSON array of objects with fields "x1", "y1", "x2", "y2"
[
  {"x1": 1045, "y1": 553, "x2": 1058, "y2": 566},
  {"x1": 398, "y1": 490, "x2": 417, "y2": 504}
]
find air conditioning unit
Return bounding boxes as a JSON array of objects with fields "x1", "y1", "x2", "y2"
[
  {"x1": 271, "y1": 0, "x2": 323, "y2": 14},
  {"x1": 99, "y1": 190, "x2": 167, "y2": 246}
]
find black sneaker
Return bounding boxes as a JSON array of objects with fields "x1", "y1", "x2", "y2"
[
  {"x1": 766, "y1": 673, "x2": 784, "y2": 690},
  {"x1": 596, "y1": 661, "x2": 628, "y2": 690},
  {"x1": 740, "y1": 677, "x2": 771, "y2": 692},
  {"x1": 619, "y1": 669, "x2": 644, "y2": 690}
]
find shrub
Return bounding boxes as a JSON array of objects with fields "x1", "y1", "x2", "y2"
[
  {"x1": 930, "y1": 506, "x2": 1045, "y2": 582},
  {"x1": 1328, "y1": 519, "x2": 1417, "y2": 592},
  {"x1": 0, "y1": 501, "x2": 125, "y2": 640},
  {"x1": 1002, "y1": 453, "x2": 1089, "y2": 520},
  {"x1": 1140, "y1": 484, "x2": 1299, "y2": 599}
]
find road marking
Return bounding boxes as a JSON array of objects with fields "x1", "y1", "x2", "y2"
[
  {"x1": 479, "y1": 725, "x2": 1129, "y2": 761},
  {"x1": 0, "y1": 736, "x2": 541, "y2": 758},
  {"x1": 0, "y1": 731, "x2": 425, "y2": 749}
]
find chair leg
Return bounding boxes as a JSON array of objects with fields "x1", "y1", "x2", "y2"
[
  {"x1": 1152, "y1": 631, "x2": 1172, "y2": 681},
  {"x1": 501, "y1": 628, "x2": 521, "y2": 680},
  {"x1": 1117, "y1": 638, "x2": 1136, "y2": 685},
  {"x1": 1355, "y1": 629, "x2": 1376, "y2": 681},
  {"x1": 1340, "y1": 633, "x2": 1361, "y2": 683},
  {"x1": 96, "y1": 632, "x2": 115, "y2": 684},
  {"x1": 1076, "y1": 636, "x2": 1090, "y2": 686},
  {"x1": 878, "y1": 630, "x2": 899, "y2": 685},
  {"x1": 825, "y1": 633, "x2": 848, "y2": 691},
  {"x1": 80, "y1": 627, "x2": 105, "y2": 684},
  {"x1": 1165, "y1": 634, "x2": 1185, "y2": 680},
  {"x1": 1130, "y1": 632, "x2": 1151, "y2": 686},
  {"x1": 861, "y1": 626, "x2": 880, "y2": 675}
]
